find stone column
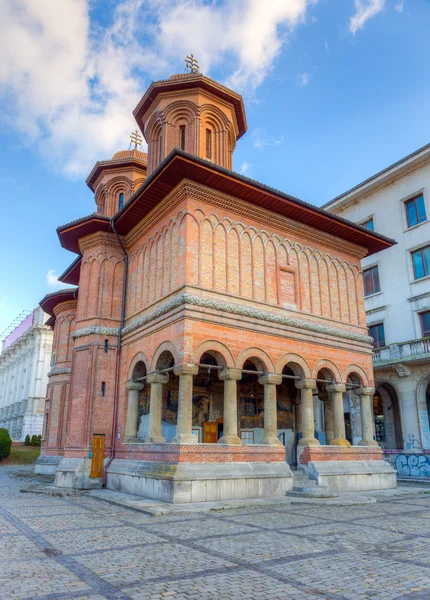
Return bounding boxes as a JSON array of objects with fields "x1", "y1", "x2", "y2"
[
  {"x1": 124, "y1": 381, "x2": 144, "y2": 439},
  {"x1": 356, "y1": 386, "x2": 379, "y2": 446},
  {"x1": 296, "y1": 379, "x2": 320, "y2": 446},
  {"x1": 145, "y1": 373, "x2": 168, "y2": 443},
  {"x1": 323, "y1": 398, "x2": 334, "y2": 444},
  {"x1": 218, "y1": 368, "x2": 242, "y2": 445},
  {"x1": 172, "y1": 364, "x2": 199, "y2": 444},
  {"x1": 258, "y1": 374, "x2": 283, "y2": 446},
  {"x1": 327, "y1": 383, "x2": 350, "y2": 446}
]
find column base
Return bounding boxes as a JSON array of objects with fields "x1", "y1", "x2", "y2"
[
  {"x1": 298, "y1": 437, "x2": 320, "y2": 447},
  {"x1": 259, "y1": 436, "x2": 283, "y2": 446},
  {"x1": 358, "y1": 439, "x2": 379, "y2": 447},
  {"x1": 172, "y1": 433, "x2": 199, "y2": 444},
  {"x1": 330, "y1": 438, "x2": 351, "y2": 447},
  {"x1": 217, "y1": 435, "x2": 242, "y2": 445},
  {"x1": 144, "y1": 435, "x2": 166, "y2": 444}
]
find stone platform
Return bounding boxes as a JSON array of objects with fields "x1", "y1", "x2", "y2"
[
  {"x1": 298, "y1": 445, "x2": 397, "y2": 492},
  {"x1": 106, "y1": 459, "x2": 293, "y2": 503}
]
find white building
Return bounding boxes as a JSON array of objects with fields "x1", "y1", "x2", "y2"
[
  {"x1": 0, "y1": 307, "x2": 53, "y2": 441},
  {"x1": 324, "y1": 144, "x2": 430, "y2": 473}
]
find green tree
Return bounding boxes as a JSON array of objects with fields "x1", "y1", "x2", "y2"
[
  {"x1": 30, "y1": 435, "x2": 38, "y2": 446},
  {"x1": 0, "y1": 428, "x2": 12, "y2": 460},
  {"x1": 25, "y1": 434, "x2": 31, "y2": 446}
]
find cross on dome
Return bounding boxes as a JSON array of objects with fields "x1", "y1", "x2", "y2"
[
  {"x1": 185, "y1": 53, "x2": 200, "y2": 73},
  {"x1": 130, "y1": 129, "x2": 143, "y2": 149}
]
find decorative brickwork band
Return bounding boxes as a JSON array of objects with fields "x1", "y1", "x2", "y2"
[{"x1": 123, "y1": 293, "x2": 373, "y2": 344}]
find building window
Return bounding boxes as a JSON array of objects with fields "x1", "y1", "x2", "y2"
[
  {"x1": 206, "y1": 129, "x2": 212, "y2": 160},
  {"x1": 101, "y1": 382, "x2": 106, "y2": 397},
  {"x1": 363, "y1": 265, "x2": 380, "y2": 296},
  {"x1": 119, "y1": 193, "x2": 124, "y2": 210},
  {"x1": 420, "y1": 311, "x2": 430, "y2": 338},
  {"x1": 368, "y1": 323, "x2": 386, "y2": 348},
  {"x1": 412, "y1": 245, "x2": 430, "y2": 279},
  {"x1": 406, "y1": 195, "x2": 426, "y2": 228},
  {"x1": 361, "y1": 218, "x2": 374, "y2": 230},
  {"x1": 179, "y1": 125, "x2": 186, "y2": 151}
]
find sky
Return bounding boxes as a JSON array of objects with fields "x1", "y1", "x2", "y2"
[{"x1": 1, "y1": 0, "x2": 430, "y2": 337}]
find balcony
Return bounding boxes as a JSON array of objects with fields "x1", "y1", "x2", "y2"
[{"x1": 373, "y1": 337, "x2": 430, "y2": 366}]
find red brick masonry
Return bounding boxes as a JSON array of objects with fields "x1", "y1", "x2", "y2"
[
  {"x1": 299, "y1": 445, "x2": 383, "y2": 465},
  {"x1": 116, "y1": 443, "x2": 286, "y2": 463}
]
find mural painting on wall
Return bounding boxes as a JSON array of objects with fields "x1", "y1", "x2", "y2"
[
  {"x1": 163, "y1": 390, "x2": 178, "y2": 425},
  {"x1": 395, "y1": 453, "x2": 430, "y2": 477},
  {"x1": 192, "y1": 395, "x2": 210, "y2": 427},
  {"x1": 138, "y1": 390, "x2": 150, "y2": 418}
]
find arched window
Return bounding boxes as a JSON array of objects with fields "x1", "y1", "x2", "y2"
[
  {"x1": 179, "y1": 125, "x2": 186, "y2": 150},
  {"x1": 119, "y1": 193, "x2": 124, "y2": 210},
  {"x1": 206, "y1": 129, "x2": 212, "y2": 160}
]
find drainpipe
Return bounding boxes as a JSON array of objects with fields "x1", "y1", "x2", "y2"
[{"x1": 103, "y1": 218, "x2": 128, "y2": 486}]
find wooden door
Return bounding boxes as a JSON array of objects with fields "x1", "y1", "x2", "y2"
[
  {"x1": 203, "y1": 422, "x2": 218, "y2": 443},
  {"x1": 90, "y1": 434, "x2": 105, "y2": 478}
]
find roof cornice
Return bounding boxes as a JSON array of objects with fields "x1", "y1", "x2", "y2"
[{"x1": 324, "y1": 143, "x2": 430, "y2": 211}]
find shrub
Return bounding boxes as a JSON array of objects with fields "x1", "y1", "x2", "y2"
[
  {"x1": 25, "y1": 434, "x2": 31, "y2": 446},
  {"x1": 30, "y1": 435, "x2": 38, "y2": 446},
  {"x1": 37, "y1": 435, "x2": 42, "y2": 446},
  {"x1": 0, "y1": 428, "x2": 12, "y2": 460}
]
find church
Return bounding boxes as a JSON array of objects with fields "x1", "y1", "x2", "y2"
[{"x1": 35, "y1": 59, "x2": 397, "y2": 501}]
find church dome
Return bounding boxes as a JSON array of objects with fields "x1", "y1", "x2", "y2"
[{"x1": 112, "y1": 149, "x2": 147, "y2": 163}]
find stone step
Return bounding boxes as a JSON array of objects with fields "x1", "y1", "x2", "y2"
[{"x1": 286, "y1": 486, "x2": 338, "y2": 498}]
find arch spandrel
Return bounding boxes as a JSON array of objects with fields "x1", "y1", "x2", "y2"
[
  {"x1": 275, "y1": 353, "x2": 311, "y2": 379},
  {"x1": 236, "y1": 348, "x2": 274, "y2": 374},
  {"x1": 192, "y1": 341, "x2": 235, "y2": 369},
  {"x1": 312, "y1": 359, "x2": 342, "y2": 382},
  {"x1": 342, "y1": 364, "x2": 370, "y2": 387},
  {"x1": 151, "y1": 341, "x2": 180, "y2": 371},
  {"x1": 128, "y1": 351, "x2": 150, "y2": 379}
]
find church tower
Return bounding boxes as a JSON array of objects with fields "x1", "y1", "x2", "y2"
[
  {"x1": 134, "y1": 56, "x2": 247, "y2": 175},
  {"x1": 86, "y1": 133, "x2": 147, "y2": 218}
]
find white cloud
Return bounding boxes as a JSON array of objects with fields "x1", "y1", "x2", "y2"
[
  {"x1": 239, "y1": 161, "x2": 252, "y2": 176},
  {"x1": 350, "y1": 0, "x2": 385, "y2": 34},
  {"x1": 252, "y1": 128, "x2": 283, "y2": 149},
  {"x1": 0, "y1": 0, "x2": 314, "y2": 178},
  {"x1": 394, "y1": 1, "x2": 404, "y2": 13},
  {"x1": 297, "y1": 72, "x2": 310, "y2": 86},
  {"x1": 45, "y1": 270, "x2": 69, "y2": 290}
]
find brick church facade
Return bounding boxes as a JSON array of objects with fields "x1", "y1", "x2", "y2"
[{"x1": 36, "y1": 69, "x2": 397, "y2": 501}]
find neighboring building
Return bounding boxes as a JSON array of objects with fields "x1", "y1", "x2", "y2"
[
  {"x1": 324, "y1": 144, "x2": 430, "y2": 474},
  {"x1": 35, "y1": 65, "x2": 396, "y2": 500},
  {"x1": 0, "y1": 307, "x2": 53, "y2": 440}
]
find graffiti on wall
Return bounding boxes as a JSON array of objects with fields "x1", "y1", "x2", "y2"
[
  {"x1": 395, "y1": 453, "x2": 430, "y2": 477},
  {"x1": 420, "y1": 410, "x2": 430, "y2": 449}
]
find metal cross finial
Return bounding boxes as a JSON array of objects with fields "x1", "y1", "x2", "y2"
[
  {"x1": 130, "y1": 129, "x2": 143, "y2": 149},
  {"x1": 185, "y1": 53, "x2": 200, "y2": 73}
]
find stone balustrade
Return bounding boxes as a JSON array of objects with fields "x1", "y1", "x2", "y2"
[{"x1": 373, "y1": 337, "x2": 430, "y2": 366}]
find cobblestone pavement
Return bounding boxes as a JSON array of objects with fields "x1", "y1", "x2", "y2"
[{"x1": 1, "y1": 467, "x2": 430, "y2": 600}]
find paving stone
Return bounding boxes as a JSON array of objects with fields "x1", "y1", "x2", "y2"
[{"x1": 1, "y1": 466, "x2": 430, "y2": 600}]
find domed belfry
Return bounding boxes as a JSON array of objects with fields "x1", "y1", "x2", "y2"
[
  {"x1": 37, "y1": 57, "x2": 397, "y2": 501},
  {"x1": 134, "y1": 70, "x2": 247, "y2": 174},
  {"x1": 86, "y1": 139, "x2": 147, "y2": 217}
]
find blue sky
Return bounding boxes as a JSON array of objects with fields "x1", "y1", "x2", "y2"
[{"x1": 1, "y1": 0, "x2": 430, "y2": 337}]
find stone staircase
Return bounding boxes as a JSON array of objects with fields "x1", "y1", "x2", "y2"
[{"x1": 286, "y1": 471, "x2": 338, "y2": 498}]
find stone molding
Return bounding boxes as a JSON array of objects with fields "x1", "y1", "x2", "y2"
[
  {"x1": 123, "y1": 292, "x2": 373, "y2": 344},
  {"x1": 47, "y1": 367, "x2": 72, "y2": 377},
  {"x1": 72, "y1": 326, "x2": 120, "y2": 340}
]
